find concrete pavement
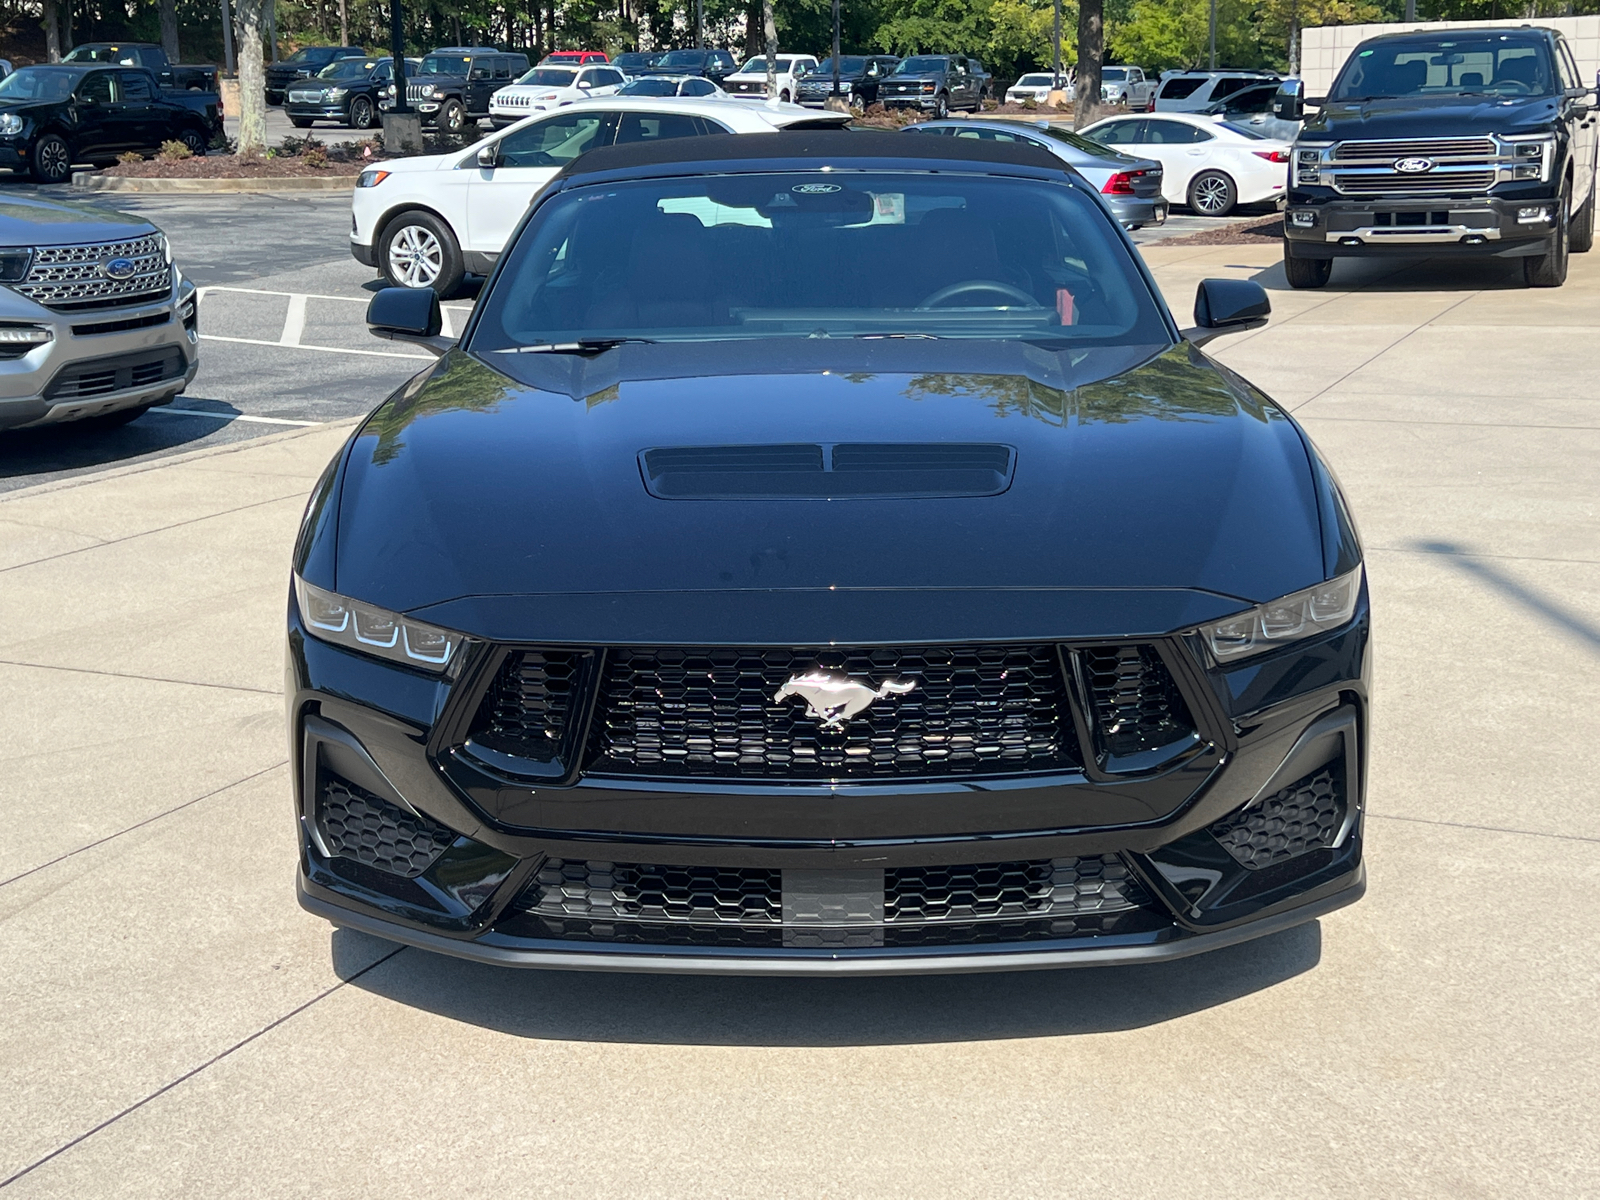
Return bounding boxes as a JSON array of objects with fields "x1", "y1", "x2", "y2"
[{"x1": 1, "y1": 245, "x2": 1596, "y2": 1197}]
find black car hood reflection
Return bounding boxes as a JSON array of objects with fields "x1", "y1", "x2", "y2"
[
  {"x1": 1304, "y1": 94, "x2": 1560, "y2": 142},
  {"x1": 331, "y1": 339, "x2": 1324, "y2": 642}
]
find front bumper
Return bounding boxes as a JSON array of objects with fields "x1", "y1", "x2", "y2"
[
  {"x1": 1284, "y1": 190, "x2": 1559, "y2": 258},
  {"x1": 882, "y1": 95, "x2": 941, "y2": 110},
  {"x1": 0, "y1": 280, "x2": 199, "y2": 431},
  {"x1": 288, "y1": 595, "x2": 1371, "y2": 975},
  {"x1": 284, "y1": 100, "x2": 351, "y2": 121}
]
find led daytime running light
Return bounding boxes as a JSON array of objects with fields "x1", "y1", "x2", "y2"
[
  {"x1": 1200, "y1": 566, "x2": 1363, "y2": 663},
  {"x1": 294, "y1": 576, "x2": 460, "y2": 671}
]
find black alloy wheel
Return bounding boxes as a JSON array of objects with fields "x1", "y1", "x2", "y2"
[
  {"x1": 179, "y1": 127, "x2": 209, "y2": 158},
  {"x1": 31, "y1": 133, "x2": 72, "y2": 184},
  {"x1": 1524, "y1": 185, "x2": 1571, "y2": 287},
  {"x1": 1568, "y1": 185, "x2": 1594, "y2": 254},
  {"x1": 438, "y1": 99, "x2": 466, "y2": 134},
  {"x1": 349, "y1": 96, "x2": 376, "y2": 129},
  {"x1": 1282, "y1": 240, "x2": 1333, "y2": 289},
  {"x1": 1187, "y1": 169, "x2": 1237, "y2": 217}
]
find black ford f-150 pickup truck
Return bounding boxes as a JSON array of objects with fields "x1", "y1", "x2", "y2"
[
  {"x1": 0, "y1": 64, "x2": 222, "y2": 183},
  {"x1": 1277, "y1": 26, "x2": 1598, "y2": 288},
  {"x1": 62, "y1": 42, "x2": 219, "y2": 93}
]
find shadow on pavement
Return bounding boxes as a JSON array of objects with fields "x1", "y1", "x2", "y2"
[
  {"x1": 1413, "y1": 539, "x2": 1600, "y2": 652},
  {"x1": 1249, "y1": 254, "x2": 1523, "y2": 294},
  {"x1": 0, "y1": 405, "x2": 228, "y2": 481},
  {"x1": 334, "y1": 920, "x2": 1321, "y2": 1045}
]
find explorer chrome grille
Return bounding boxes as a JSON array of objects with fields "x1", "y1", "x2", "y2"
[
  {"x1": 15, "y1": 235, "x2": 171, "y2": 311},
  {"x1": 589, "y1": 644, "x2": 1082, "y2": 780}
]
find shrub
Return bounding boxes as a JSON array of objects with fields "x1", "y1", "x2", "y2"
[
  {"x1": 302, "y1": 146, "x2": 329, "y2": 169},
  {"x1": 116, "y1": 150, "x2": 144, "y2": 165},
  {"x1": 157, "y1": 140, "x2": 192, "y2": 162},
  {"x1": 277, "y1": 134, "x2": 324, "y2": 157}
]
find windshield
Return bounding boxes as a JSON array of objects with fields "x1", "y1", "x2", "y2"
[
  {"x1": 656, "y1": 50, "x2": 709, "y2": 68},
  {"x1": 1101, "y1": 68, "x2": 1128, "y2": 82},
  {"x1": 318, "y1": 57, "x2": 377, "y2": 79},
  {"x1": 63, "y1": 47, "x2": 134, "y2": 64},
  {"x1": 813, "y1": 57, "x2": 867, "y2": 76},
  {"x1": 738, "y1": 57, "x2": 796, "y2": 74},
  {"x1": 1331, "y1": 34, "x2": 1555, "y2": 100},
  {"x1": 421, "y1": 54, "x2": 471, "y2": 75},
  {"x1": 473, "y1": 172, "x2": 1165, "y2": 352},
  {"x1": 895, "y1": 57, "x2": 950, "y2": 75},
  {"x1": 614, "y1": 53, "x2": 660, "y2": 67},
  {"x1": 1016, "y1": 74, "x2": 1053, "y2": 87},
  {"x1": 0, "y1": 67, "x2": 77, "y2": 101},
  {"x1": 618, "y1": 78, "x2": 677, "y2": 95},
  {"x1": 518, "y1": 67, "x2": 579, "y2": 87}
]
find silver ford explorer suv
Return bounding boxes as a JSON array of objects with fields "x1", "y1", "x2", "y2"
[{"x1": 0, "y1": 195, "x2": 198, "y2": 431}]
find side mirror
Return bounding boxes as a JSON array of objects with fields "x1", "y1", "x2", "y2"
[
  {"x1": 367, "y1": 286, "x2": 452, "y2": 355},
  {"x1": 477, "y1": 143, "x2": 499, "y2": 169},
  {"x1": 1184, "y1": 278, "x2": 1270, "y2": 346},
  {"x1": 577, "y1": 79, "x2": 591, "y2": 89},
  {"x1": 1271, "y1": 78, "x2": 1304, "y2": 123}
]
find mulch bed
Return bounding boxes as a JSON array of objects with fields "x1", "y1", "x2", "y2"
[
  {"x1": 103, "y1": 152, "x2": 370, "y2": 178},
  {"x1": 1157, "y1": 215, "x2": 1285, "y2": 246}
]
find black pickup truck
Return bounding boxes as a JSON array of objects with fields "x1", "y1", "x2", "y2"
[
  {"x1": 877, "y1": 55, "x2": 985, "y2": 118},
  {"x1": 62, "y1": 43, "x2": 218, "y2": 93},
  {"x1": 1277, "y1": 26, "x2": 1598, "y2": 288},
  {"x1": 0, "y1": 64, "x2": 222, "y2": 183}
]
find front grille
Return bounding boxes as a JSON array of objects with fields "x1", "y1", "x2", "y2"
[
  {"x1": 43, "y1": 346, "x2": 185, "y2": 401},
  {"x1": 469, "y1": 650, "x2": 587, "y2": 762},
  {"x1": 496, "y1": 93, "x2": 532, "y2": 107},
  {"x1": 287, "y1": 89, "x2": 322, "y2": 103},
  {"x1": 16, "y1": 235, "x2": 171, "y2": 311},
  {"x1": 1079, "y1": 644, "x2": 1195, "y2": 759},
  {"x1": 1331, "y1": 170, "x2": 1497, "y2": 195},
  {"x1": 885, "y1": 856, "x2": 1150, "y2": 924},
  {"x1": 525, "y1": 859, "x2": 785, "y2": 925},
  {"x1": 316, "y1": 776, "x2": 455, "y2": 878},
  {"x1": 1332, "y1": 137, "x2": 1496, "y2": 160},
  {"x1": 1210, "y1": 762, "x2": 1344, "y2": 869},
  {"x1": 589, "y1": 644, "x2": 1081, "y2": 780},
  {"x1": 71, "y1": 311, "x2": 171, "y2": 337}
]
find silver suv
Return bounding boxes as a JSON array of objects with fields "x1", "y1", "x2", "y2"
[{"x1": 0, "y1": 196, "x2": 197, "y2": 431}]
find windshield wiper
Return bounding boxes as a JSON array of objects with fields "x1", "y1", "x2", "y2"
[
  {"x1": 853, "y1": 332, "x2": 944, "y2": 340},
  {"x1": 496, "y1": 337, "x2": 657, "y2": 355}
]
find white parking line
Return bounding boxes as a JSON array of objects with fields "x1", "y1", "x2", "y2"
[
  {"x1": 195, "y1": 285, "x2": 471, "y2": 362},
  {"x1": 147, "y1": 407, "x2": 319, "y2": 426},
  {"x1": 198, "y1": 333, "x2": 434, "y2": 360},
  {"x1": 279, "y1": 294, "x2": 309, "y2": 346}
]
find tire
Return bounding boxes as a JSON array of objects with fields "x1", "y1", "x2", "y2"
[
  {"x1": 848, "y1": 92, "x2": 865, "y2": 114},
  {"x1": 379, "y1": 210, "x2": 465, "y2": 295},
  {"x1": 778, "y1": 90, "x2": 790, "y2": 103},
  {"x1": 1187, "y1": 169, "x2": 1237, "y2": 217},
  {"x1": 437, "y1": 98, "x2": 466, "y2": 135},
  {"x1": 179, "y1": 127, "x2": 208, "y2": 157},
  {"x1": 30, "y1": 133, "x2": 72, "y2": 184},
  {"x1": 932, "y1": 93, "x2": 948, "y2": 119},
  {"x1": 1568, "y1": 185, "x2": 1594, "y2": 254},
  {"x1": 1283, "y1": 242, "x2": 1333, "y2": 289},
  {"x1": 348, "y1": 96, "x2": 375, "y2": 130},
  {"x1": 1523, "y1": 186, "x2": 1570, "y2": 287},
  {"x1": 289, "y1": 116, "x2": 314, "y2": 129}
]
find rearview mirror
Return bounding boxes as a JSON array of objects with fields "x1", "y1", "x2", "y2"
[
  {"x1": 367, "y1": 286, "x2": 452, "y2": 355},
  {"x1": 1184, "y1": 278, "x2": 1270, "y2": 346},
  {"x1": 477, "y1": 143, "x2": 499, "y2": 169}
]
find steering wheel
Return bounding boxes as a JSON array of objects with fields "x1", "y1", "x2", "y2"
[
  {"x1": 1489, "y1": 80, "x2": 1532, "y2": 95},
  {"x1": 916, "y1": 279, "x2": 1039, "y2": 309}
]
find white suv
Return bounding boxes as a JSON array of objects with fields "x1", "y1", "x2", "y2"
[
  {"x1": 489, "y1": 63, "x2": 626, "y2": 128},
  {"x1": 1153, "y1": 71, "x2": 1281, "y2": 113},
  {"x1": 351, "y1": 97, "x2": 848, "y2": 294},
  {"x1": 721, "y1": 55, "x2": 820, "y2": 103}
]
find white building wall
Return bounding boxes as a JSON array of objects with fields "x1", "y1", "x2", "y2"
[{"x1": 1301, "y1": 17, "x2": 1600, "y2": 95}]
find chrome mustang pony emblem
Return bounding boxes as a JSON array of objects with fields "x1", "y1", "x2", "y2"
[{"x1": 774, "y1": 670, "x2": 916, "y2": 729}]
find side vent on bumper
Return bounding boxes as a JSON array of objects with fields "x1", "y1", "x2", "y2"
[
  {"x1": 316, "y1": 775, "x2": 454, "y2": 879},
  {"x1": 1210, "y1": 761, "x2": 1344, "y2": 869}
]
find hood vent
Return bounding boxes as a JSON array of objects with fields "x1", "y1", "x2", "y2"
[{"x1": 639, "y1": 443, "x2": 1015, "y2": 500}]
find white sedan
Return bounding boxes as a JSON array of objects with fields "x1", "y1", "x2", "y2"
[
  {"x1": 489, "y1": 63, "x2": 625, "y2": 128},
  {"x1": 1078, "y1": 111, "x2": 1289, "y2": 216},
  {"x1": 351, "y1": 97, "x2": 848, "y2": 293}
]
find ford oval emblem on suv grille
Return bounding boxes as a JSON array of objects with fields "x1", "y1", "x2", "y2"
[
  {"x1": 100, "y1": 257, "x2": 136, "y2": 280},
  {"x1": 1394, "y1": 157, "x2": 1435, "y2": 174}
]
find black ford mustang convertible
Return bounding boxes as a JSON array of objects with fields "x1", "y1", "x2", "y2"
[{"x1": 289, "y1": 133, "x2": 1368, "y2": 974}]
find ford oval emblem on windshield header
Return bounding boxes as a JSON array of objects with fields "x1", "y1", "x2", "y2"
[
  {"x1": 792, "y1": 183, "x2": 843, "y2": 194},
  {"x1": 100, "y1": 257, "x2": 137, "y2": 280},
  {"x1": 1394, "y1": 157, "x2": 1435, "y2": 174}
]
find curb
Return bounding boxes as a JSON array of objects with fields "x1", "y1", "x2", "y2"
[{"x1": 70, "y1": 172, "x2": 357, "y2": 194}]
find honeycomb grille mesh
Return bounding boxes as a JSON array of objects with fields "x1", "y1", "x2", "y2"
[
  {"x1": 1080, "y1": 645, "x2": 1195, "y2": 758},
  {"x1": 316, "y1": 777, "x2": 454, "y2": 878},
  {"x1": 1210, "y1": 763, "x2": 1344, "y2": 869},
  {"x1": 524, "y1": 859, "x2": 785, "y2": 925},
  {"x1": 470, "y1": 650, "x2": 586, "y2": 761},
  {"x1": 591, "y1": 645, "x2": 1080, "y2": 780},
  {"x1": 886, "y1": 855, "x2": 1149, "y2": 923}
]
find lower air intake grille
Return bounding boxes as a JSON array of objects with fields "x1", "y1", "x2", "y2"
[
  {"x1": 886, "y1": 856, "x2": 1149, "y2": 923},
  {"x1": 1210, "y1": 762, "x2": 1344, "y2": 869},
  {"x1": 43, "y1": 346, "x2": 185, "y2": 401},
  {"x1": 316, "y1": 776, "x2": 454, "y2": 878},
  {"x1": 1079, "y1": 644, "x2": 1195, "y2": 758},
  {"x1": 591, "y1": 645, "x2": 1081, "y2": 780},
  {"x1": 469, "y1": 650, "x2": 587, "y2": 762}
]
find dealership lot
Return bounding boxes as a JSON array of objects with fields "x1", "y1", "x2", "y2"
[{"x1": 2, "y1": 169, "x2": 1597, "y2": 1194}]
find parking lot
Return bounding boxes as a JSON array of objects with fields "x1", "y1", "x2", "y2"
[{"x1": 0, "y1": 160, "x2": 1595, "y2": 1192}]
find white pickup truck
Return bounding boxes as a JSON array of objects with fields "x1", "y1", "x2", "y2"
[
  {"x1": 721, "y1": 55, "x2": 819, "y2": 104},
  {"x1": 1099, "y1": 66, "x2": 1155, "y2": 111}
]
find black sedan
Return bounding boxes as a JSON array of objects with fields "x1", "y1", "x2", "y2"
[{"x1": 291, "y1": 132, "x2": 1368, "y2": 974}]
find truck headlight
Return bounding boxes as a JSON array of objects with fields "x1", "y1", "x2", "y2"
[
  {"x1": 1504, "y1": 135, "x2": 1554, "y2": 183},
  {"x1": 295, "y1": 576, "x2": 462, "y2": 673},
  {"x1": 1294, "y1": 149, "x2": 1322, "y2": 185},
  {"x1": 1198, "y1": 566, "x2": 1363, "y2": 663},
  {"x1": 0, "y1": 113, "x2": 22, "y2": 135}
]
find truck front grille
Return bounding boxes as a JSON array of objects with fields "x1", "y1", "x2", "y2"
[
  {"x1": 16, "y1": 235, "x2": 171, "y2": 311},
  {"x1": 1332, "y1": 170, "x2": 1497, "y2": 195},
  {"x1": 1331, "y1": 137, "x2": 1496, "y2": 160}
]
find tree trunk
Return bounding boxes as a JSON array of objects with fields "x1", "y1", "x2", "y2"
[
  {"x1": 235, "y1": 0, "x2": 268, "y2": 155},
  {"x1": 744, "y1": 0, "x2": 760, "y2": 58},
  {"x1": 42, "y1": 0, "x2": 62, "y2": 60},
  {"x1": 1075, "y1": 0, "x2": 1102, "y2": 129},
  {"x1": 340, "y1": 0, "x2": 349, "y2": 46},
  {"x1": 158, "y1": 0, "x2": 179, "y2": 62}
]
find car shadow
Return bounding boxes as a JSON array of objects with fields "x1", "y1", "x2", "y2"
[
  {"x1": 332, "y1": 920, "x2": 1322, "y2": 1046},
  {"x1": 0, "y1": 403, "x2": 229, "y2": 481},
  {"x1": 1249, "y1": 254, "x2": 1523, "y2": 293}
]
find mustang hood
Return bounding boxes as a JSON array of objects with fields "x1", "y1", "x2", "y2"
[
  {"x1": 1304, "y1": 93, "x2": 1559, "y2": 142},
  {"x1": 327, "y1": 340, "x2": 1326, "y2": 644}
]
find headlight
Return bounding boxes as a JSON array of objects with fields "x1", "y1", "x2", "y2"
[
  {"x1": 0, "y1": 324, "x2": 52, "y2": 347},
  {"x1": 1199, "y1": 566, "x2": 1363, "y2": 663},
  {"x1": 420, "y1": 83, "x2": 437, "y2": 98},
  {"x1": 0, "y1": 112, "x2": 22, "y2": 135},
  {"x1": 158, "y1": 232, "x2": 171, "y2": 264},
  {"x1": 357, "y1": 168, "x2": 390, "y2": 187},
  {"x1": 1503, "y1": 135, "x2": 1554, "y2": 183},
  {"x1": 327, "y1": 87, "x2": 348, "y2": 99},
  {"x1": 295, "y1": 576, "x2": 462, "y2": 673},
  {"x1": 1294, "y1": 148, "x2": 1323, "y2": 186}
]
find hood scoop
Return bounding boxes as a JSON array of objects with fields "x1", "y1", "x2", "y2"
[{"x1": 639, "y1": 443, "x2": 1016, "y2": 500}]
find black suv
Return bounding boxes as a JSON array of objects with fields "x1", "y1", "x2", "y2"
[
  {"x1": 285, "y1": 55, "x2": 417, "y2": 130},
  {"x1": 266, "y1": 45, "x2": 366, "y2": 105},
  {"x1": 1278, "y1": 26, "x2": 1598, "y2": 288},
  {"x1": 638, "y1": 48, "x2": 738, "y2": 84},
  {"x1": 380, "y1": 47, "x2": 530, "y2": 133},
  {"x1": 795, "y1": 55, "x2": 900, "y2": 111}
]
